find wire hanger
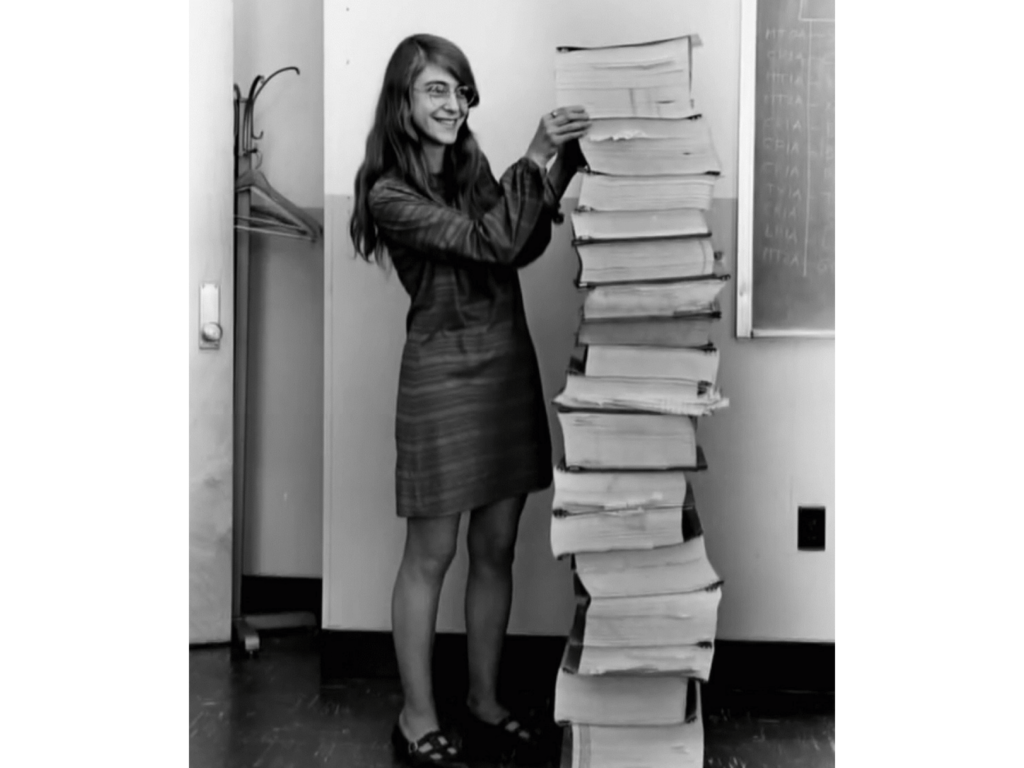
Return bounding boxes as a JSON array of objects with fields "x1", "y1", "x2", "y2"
[
  {"x1": 234, "y1": 67, "x2": 322, "y2": 242},
  {"x1": 236, "y1": 156, "x2": 323, "y2": 239}
]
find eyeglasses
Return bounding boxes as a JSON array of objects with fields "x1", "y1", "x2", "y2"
[{"x1": 415, "y1": 83, "x2": 478, "y2": 108}]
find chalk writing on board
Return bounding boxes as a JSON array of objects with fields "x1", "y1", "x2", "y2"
[{"x1": 750, "y1": 0, "x2": 834, "y2": 332}]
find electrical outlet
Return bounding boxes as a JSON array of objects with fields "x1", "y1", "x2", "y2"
[{"x1": 798, "y1": 506, "x2": 826, "y2": 551}]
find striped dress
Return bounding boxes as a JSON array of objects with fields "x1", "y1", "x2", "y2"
[{"x1": 368, "y1": 156, "x2": 561, "y2": 518}]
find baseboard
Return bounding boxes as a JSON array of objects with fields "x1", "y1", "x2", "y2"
[
  {"x1": 240, "y1": 576, "x2": 322, "y2": 623},
  {"x1": 709, "y1": 639, "x2": 834, "y2": 694},
  {"x1": 318, "y1": 630, "x2": 834, "y2": 696}
]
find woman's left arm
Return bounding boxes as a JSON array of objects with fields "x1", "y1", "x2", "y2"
[{"x1": 512, "y1": 140, "x2": 585, "y2": 268}]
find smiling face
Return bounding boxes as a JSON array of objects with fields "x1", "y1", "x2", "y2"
[{"x1": 409, "y1": 63, "x2": 468, "y2": 150}]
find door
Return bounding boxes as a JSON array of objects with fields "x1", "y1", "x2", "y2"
[{"x1": 189, "y1": 0, "x2": 235, "y2": 644}]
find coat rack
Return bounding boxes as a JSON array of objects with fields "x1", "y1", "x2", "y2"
[{"x1": 232, "y1": 68, "x2": 320, "y2": 655}]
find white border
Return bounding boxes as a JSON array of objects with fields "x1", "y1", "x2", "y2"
[
  {"x1": 752, "y1": 328, "x2": 834, "y2": 339},
  {"x1": 736, "y1": 0, "x2": 758, "y2": 338}
]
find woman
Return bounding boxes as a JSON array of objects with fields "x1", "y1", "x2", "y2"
[{"x1": 350, "y1": 33, "x2": 590, "y2": 768}]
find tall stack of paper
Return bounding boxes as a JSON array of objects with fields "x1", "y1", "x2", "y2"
[{"x1": 551, "y1": 34, "x2": 729, "y2": 768}]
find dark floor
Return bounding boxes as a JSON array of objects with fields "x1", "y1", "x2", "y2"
[{"x1": 190, "y1": 633, "x2": 834, "y2": 768}]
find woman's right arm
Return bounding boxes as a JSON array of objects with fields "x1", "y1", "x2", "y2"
[{"x1": 368, "y1": 159, "x2": 550, "y2": 266}]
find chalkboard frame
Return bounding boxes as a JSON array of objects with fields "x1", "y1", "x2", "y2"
[{"x1": 735, "y1": 0, "x2": 835, "y2": 339}]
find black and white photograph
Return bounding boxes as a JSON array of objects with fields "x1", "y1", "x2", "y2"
[
  {"x1": 12, "y1": 1, "x2": 1024, "y2": 767},
  {"x1": 189, "y1": 1, "x2": 835, "y2": 765}
]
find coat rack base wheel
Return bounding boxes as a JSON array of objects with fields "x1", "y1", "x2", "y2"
[{"x1": 231, "y1": 67, "x2": 320, "y2": 657}]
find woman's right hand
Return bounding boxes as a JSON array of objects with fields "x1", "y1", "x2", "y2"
[{"x1": 525, "y1": 106, "x2": 591, "y2": 170}]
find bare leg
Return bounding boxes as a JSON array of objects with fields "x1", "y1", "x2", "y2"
[
  {"x1": 464, "y1": 494, "x2": 527, "y2": 722},
  {"x1": 392, "y1": 513, "x2": 461, "y2": 741}
]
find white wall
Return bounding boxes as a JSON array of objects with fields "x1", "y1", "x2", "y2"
[
  {"x1": 189, "y1": 0, "x2": 235, "y2": 643},
  {"x1": 235, "y1": 0, "x2": 325, "y2": 577},
  {"x1": 696, "y1": 200, "x2": 835, "y2": 641},
  {"x1": 323, "y1": 0, "x2": 834, "y2": 641}
]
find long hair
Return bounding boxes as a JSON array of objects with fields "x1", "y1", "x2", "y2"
[{"x1": 350, "y1": 34, "x2": 493, "y2": 265}]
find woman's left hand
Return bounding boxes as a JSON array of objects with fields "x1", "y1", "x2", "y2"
[
  {"x1": 551, "y1": 107, "x2": 589, "y2": 171},
  {"x1": 547, "y1": 106, "x2": 591, "y2": 147},
  {"x1": 526, "y1": 106, "x2": 591, "y2": 169}
]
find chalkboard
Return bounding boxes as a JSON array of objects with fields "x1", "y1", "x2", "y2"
[{"x1": 736, "y1": 0, "x2": 834, "y2": 337}]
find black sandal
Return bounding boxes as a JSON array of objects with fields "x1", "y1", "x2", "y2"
[
  {"x1": 391, "y1": 723, "x2": 468, "y2": 768},
  {"x1": 461, "y1": 711, "x2": 553, "y2": 765}
]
